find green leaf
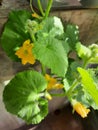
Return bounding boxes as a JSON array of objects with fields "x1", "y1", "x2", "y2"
[
  {"x1": 70, "y1": 61, "x2": 81, "y2": 74},
  {"x1": 65, "y1": 60, "x2": 81, "y2": 86},
  {"x1": 63, "y1": 78, "x2": 70, "y2": 92},
  {"x1": 87, "y1": 68, "x2": 98, "y2": 85},
  {"x1": 1, "y1": 10, "x2": 32, "y2": 61},
  {"x1": 64, "y1": 24, "x2": 79, "y2": 50},
  {"x1": 72, "y1": 84, "x2": 98, "y2": 109},
  {"x1": 76, "y1": 42, "x2": 91, "y2": 59},
  {"x1": 3, "y1": 70, "x2": 48, "y2": 124},
  {"x1": 33, "y1": 37, "x2": 68, "y2": 77},
  {"x1": 77, "y1": 67, "x2": 98, "y2": 106},
  {"x1": 88, "y1": 44, "x2": 98, "y2": 63},
  {"x1": 37, "y1": 16, "x2": 64, "y2": 39},
  {"x1": 81, "y1": 90, "x2": 98, "y2": 110},
  {"x1": 61, "y1": 40, "x2": 71, "y2": 54}
]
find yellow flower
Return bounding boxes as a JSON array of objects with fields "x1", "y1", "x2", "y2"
[
  {"x1": 45, "y1": 92, "x2": 52, "y2": 100},
  {"x1": 32, "y1": 13, "x2": 41, "y2": 19},
  {"x1": 15, "y1": 39, "x2": 35, "y2": 65},
  {"x1": 45, "y1": 74, "x2": 63, "y2": 90},
  {"x1": 72, "y1": 101, "x2": 90, "y2": 118}
]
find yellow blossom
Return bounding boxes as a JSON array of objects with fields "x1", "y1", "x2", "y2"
[
  {"x1": 32, "y1": 13, "x2": 41, "y2": 19},
  {"x1": 45, "y1": 92, "x2": 52, "y2": 100},
  {"x1": 45, "y1": 74, "x2": 63, "y2": 90},
  {"x1": 73, "y1": 102, "x2": 90, "y2": 118},
  {"x1": 15, "y1": 39, "x2": 35, "y2": 65}
]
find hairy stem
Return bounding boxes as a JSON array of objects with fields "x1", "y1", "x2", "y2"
[
  {"x1": 30, "y1": 0, "x2": 35, "y2": 13},
  {"x1": 66, "y1": 77, "x2": 80, "y2": 98},
  {"x1": 41, "y1": 64, "x2": 46, "y2": 75},
  {"x1": 38, "y1": 0, "x2": 45, "y2": 16},
  {"x1": 45, "y1": 0, "x2": 53, "y2": 18}
]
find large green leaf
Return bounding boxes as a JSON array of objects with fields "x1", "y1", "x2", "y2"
[
  {"x1": 3, "y1": 70, "x2": 48, "y2": 124},
  {"x1": 33, "y1": 37, "x2": 68, "y2": 77},
  {"x1": 1, "y1": 10, "x2": 32, "y2": 61},
  {"x1": 37, "y1": 16, "x2": 64, "y2": 39},
  {"x1": 78, "y1": 67, "x2": 98, "y2": 106}
]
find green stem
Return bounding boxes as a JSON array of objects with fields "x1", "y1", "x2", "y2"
[
  {"x1": 45, "y1": 0, "x2": 53, "y2": 18},
  {"x1": 32, "y1": 35, "x2": 36, "y2": 42},
  {"x1": 66, "y1": 78, "x2": 80, "y2": 97},
  {"x1": 30, "y1": 0, "x2": 35, "y2": 13},
  {"x1": 41, "y1": 64, "x2": 46, "y2": 75},
  {"x1": 38, "y1": 0, "x2": 45, "y2": 16},
  {"x1": 39, "y1": 92, "x2": 45, "y2": 97},
  {"x1": 29, "y1": 29, "x2": 36, "y2": 42},
  {"x1": 82, "y1": 59, "x2": 89, "y2": 69}
]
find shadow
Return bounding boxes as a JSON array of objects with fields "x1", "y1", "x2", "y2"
[
  {"x1": 81, "y1": 108, "x2": 98, "y2": 130},
  {"x1": 16, "y1": 104, "x2": 98, "y2": 130},
  {"x1": 0, "y1": 0, "x2": 2, "y2": 5},
  {"x1": 16, "y1": 104, "x2": 84, "y2": 130}
]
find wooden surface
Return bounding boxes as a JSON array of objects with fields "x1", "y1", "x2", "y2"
[
  {"x1": 0, "y1": 0, "x2": 30, "y2": 35},
  {"x1": 52, "y1": 9, "x2": 98, "y2": 45},
  {"x1": 1, "y1": 1, "x2": 98, "y2": 81},
  {"x1": 0, "y1": 1, "x2": 30, "y2": 130},
  {"x1": 0, "y1": 0, "x2": 31, "y2": 82},
  {"x1": 0, "y1": 1, "x2": 98, "y2": 44},
  {"x1": 1, "y1": 0, "x2": 98, "y2": 130},
  {"x1": 0, "y1": 82, "x2": 25, "y2": 130}
]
